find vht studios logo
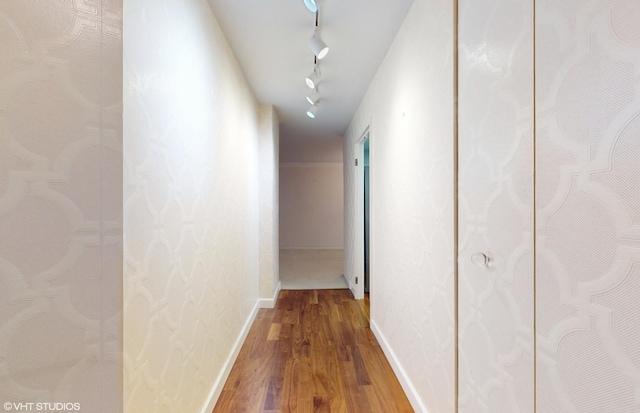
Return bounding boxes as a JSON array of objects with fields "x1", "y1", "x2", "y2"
[{"x1": 3, "y1": 402, "x2": 81, "y2": 412}]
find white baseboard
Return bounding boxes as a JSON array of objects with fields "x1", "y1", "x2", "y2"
[
  {"x1": 258, "y1": 281, "x2": 281, "y2": 308},
  {"x1": 199, "y1": 301, "x2": 260, "y2": 413},
  {"x1": 370, "y1": 320, "x2": 428, "y2": 413},
  {"x1": 345, "y1": 274, "x2": 356, "y2": 297}
]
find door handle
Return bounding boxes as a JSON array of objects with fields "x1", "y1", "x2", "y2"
[{"x1": 471, "y1": 252, "x2": 491, "y2": 268}]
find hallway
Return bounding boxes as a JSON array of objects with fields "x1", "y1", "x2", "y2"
[
  {"x1": 1, "y1": 0, "x2": 640, "y2": 412},
  {"x1": 213, "y1": 290, "x2": 412, "y2": 413}
]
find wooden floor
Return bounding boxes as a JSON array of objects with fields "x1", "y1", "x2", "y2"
[{"x1": 213, "y1": 290, "x2": 413, "y2": 413}]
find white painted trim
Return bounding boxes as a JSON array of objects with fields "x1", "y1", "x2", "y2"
[
  {"x1": 343, "y1": 273, "x2": 356, "y2": 297},
  {"x1": 199, "y1": 301, "x2": 260, "y2": 413},
  {"x1": 345, "y1": 271, "x2": 356, "y2": 296},
  {"x1": 353, "y1": 127, "x2": 369, "y2": 300},
  {"x1": 371, "y1": 320, "x2": 428, "y2": 413},
  {"x1": 259, "y1": 281, "x2": 282, "y2": 308}
]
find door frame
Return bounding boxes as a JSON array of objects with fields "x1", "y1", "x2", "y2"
[{"x1": 353, "y1": 126, "x2": 370, "y2": 300}]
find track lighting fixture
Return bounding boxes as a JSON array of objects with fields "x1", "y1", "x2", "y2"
[
  {"x1": 302, "y1": 5, "x2": 328, "y2": 118},
  {"x1": 309, "y1": 28, "x2": 329, "y2": 59},
  {"x1": 306, "y1": 105, "x2": 318, "y2": 119},
  {"x1": 305, "y1": 67, "x2": 320, "y2": 89},
  {"x1": 306, "y1": 88, "x2": 319, "y2": 105},
  {"x1": 302, "y1": 0, "x2": 317, "y2": 13}
]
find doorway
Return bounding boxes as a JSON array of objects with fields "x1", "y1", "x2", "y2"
[{"x1": 353, "y1": 128, "x2": 369, "y2": 300}]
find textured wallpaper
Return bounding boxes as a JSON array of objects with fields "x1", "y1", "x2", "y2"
[
  {"x1": 258, "y1": 105, "x2": 279, "y2": 300},
  {"x1": 122, "y1": 0, "x2": 261, "y2": 411},
  {"x1": 0, "y1": 1, "x2": 123, "y2": 412},
  {"x1": 535, "y1": 0, "x2": 640, "y2": 411},
  {"x1": 457, "y1": 0, "x2": 535, "y2": 411},
  {"x1": 343, "y1": 0, "x2": 456, "y2": 411}
]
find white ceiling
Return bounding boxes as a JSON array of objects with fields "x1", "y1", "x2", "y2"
[{"x1": 208, "y1": 0, "x2": 414, "y2": 143}]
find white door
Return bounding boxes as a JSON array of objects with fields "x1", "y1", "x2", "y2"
[
  {"x1": 457, "y1": 0, "x2": 534, "y2": 411},
  {"x1": 535, "y1": 0, "x2": 640, "y2": 411}
]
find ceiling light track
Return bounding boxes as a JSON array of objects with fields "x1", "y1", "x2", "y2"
[{"x1": 302, "y1": 2, "x2": 329, "y2": 120}]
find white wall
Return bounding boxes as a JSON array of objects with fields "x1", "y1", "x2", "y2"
[
  {"x1": 279, "y1": 127, "x2": 343, "y2": 164},
  {"x1": 0, "y1": 1, "x2": 123, "y2": 412},
  {"x1": 258, "y1": 105, "x2": 280, "y2": 303},
  {"x1": 279, "y1": 163, "x2": 344, "y2": 249},
  {"x1": 122, "y1": 0, "x2": 264, "y2": 411},
  {"x1": 343, "y1": 0, "x2": 455, "y2": 411},
  {"x1": 279, "y1": 125, "x2": 344, "y2": 250}
]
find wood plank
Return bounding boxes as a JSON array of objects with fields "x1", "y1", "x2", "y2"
[
  {"x1": 267, "y1": 323, "x2": 282, "y2": 341},
  {"x1": 310, "y1": 290, "x2": 319, "y2": 304},
  {"x1": 351, "y1": 345, "x2": 372, "y2": 386},
  {"x1": 313, "y1": 395, "x2": 331, "y2": 413},
  {"x1": 280, "y1": 358, "x2": 296, "y2": 413},
  {"x1": 264, "y1": 338, "x2": 288, "y2": 410},
  {"x1": 283, "y1": 310, "x2": 298, "y2": 325},
  {"x1": 212, "y1": 289, "x2": 413, "y2": 413},
  {"x1": 297, "y1": 357, "x2": 314, "y2": 413},
  {"x1": 339, "y1": 358, "x2": 372, "y2": 413}
]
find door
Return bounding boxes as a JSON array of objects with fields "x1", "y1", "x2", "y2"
[
  {"x1": 457, "y1": 0, "x2": 535, "y2": 411},
  {"x1": 535, "y1": 1, "x2": 640, "y2": 410}
]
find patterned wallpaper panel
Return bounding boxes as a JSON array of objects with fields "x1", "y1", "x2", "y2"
[
  {"x1": 535, "y1": 0, "x2": 640, "y2": 411},
  {"x1": 344, "y1": 0, "x2": 456, "y2": 411},
  {"x1": 258, "y1": 105, "x2": 279, "y2": 300},
  {"x1": 0, "y1": 1, "x2": 123, "y2": 412},
  {"x1": 122, "y1": 0, "x2": 260, "y2": 412},
  {"x1": 457, "y1": 0, "x2": 535, "y2": 411}
]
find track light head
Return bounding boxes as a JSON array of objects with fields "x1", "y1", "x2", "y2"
[
  {"x1": 302, "y1": 0, "x2": 317, "y2": 13},
  {"x1": 305, "y1": 68, "x2": 320, "y2": 89},
  {"x1": 309, "y1": 29, "x2": 329, "y2": 59},
  {"x1": 306, "y1": 88, "x2": 319, "y2": 105},
  {"x1": 307, "y1": 105, "x2": 318, "y2": 119}
]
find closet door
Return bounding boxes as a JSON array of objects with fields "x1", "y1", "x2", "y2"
[
  {"x1": 457, "y1": 0, "x2": 534, "y2": 411},
  {"x1": 535, "y1": 1, "x2": 640, "y2": 411}
]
